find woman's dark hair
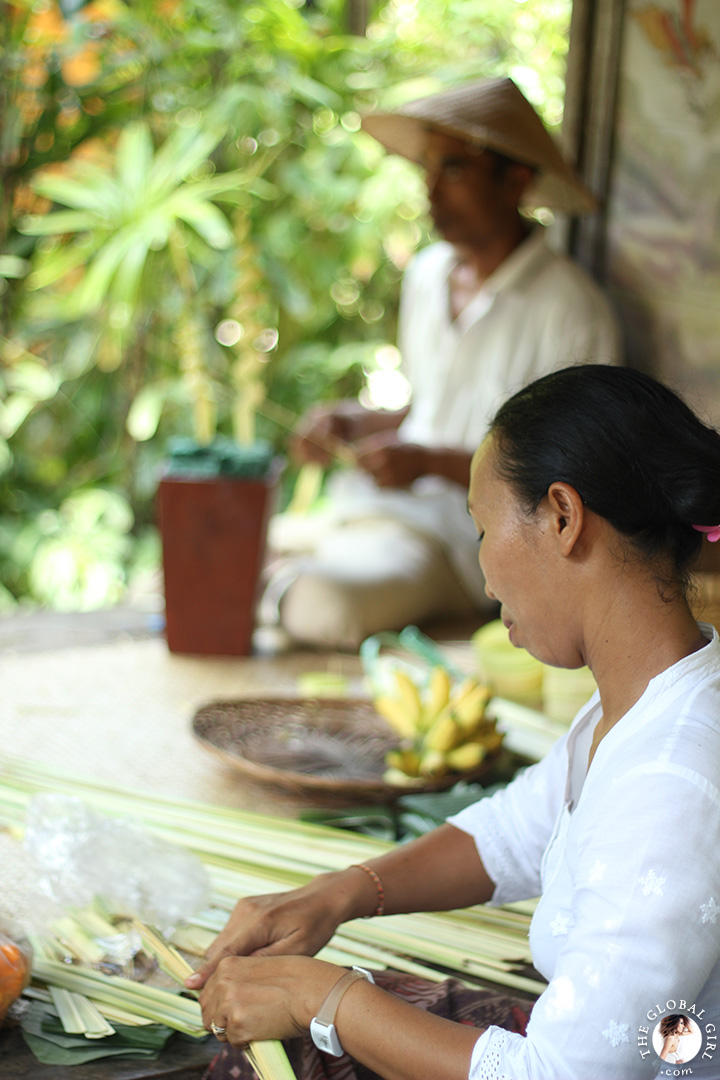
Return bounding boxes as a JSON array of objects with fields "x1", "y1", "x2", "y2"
[
  {"x1": 659, "y1": 1015, "x2": 687, "y2": 1038},
  {"x1": 489, "y1": 364, "x2": 720, "y2": 583}
]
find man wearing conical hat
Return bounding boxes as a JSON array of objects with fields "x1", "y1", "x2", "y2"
[{"x1": 275, "y1": 77, "x2": 620, "y2": 649}]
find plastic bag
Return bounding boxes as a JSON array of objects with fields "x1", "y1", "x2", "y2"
[
  {"x1": 23, "y1": 794, "x2": 211, "y2": 934},
  {"x1": 0, "y1": 918, "x2": 32, "y2": 1025},
  {"x1": 360, "y1": 625, "x2": 465, "y2": 698}
]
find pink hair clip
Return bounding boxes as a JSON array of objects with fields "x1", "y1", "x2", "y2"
[{"x1": 693, "y1": 525, "x2": 720, "y2": 543}]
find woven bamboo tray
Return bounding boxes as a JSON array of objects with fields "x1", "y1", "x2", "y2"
[{"x1": 192, "y1": 698, "x2": 499, "y2": 806}]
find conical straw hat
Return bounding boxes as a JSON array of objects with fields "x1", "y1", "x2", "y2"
[{"x1": 361, "y1": 76, "x2": 596, "y2": 215}]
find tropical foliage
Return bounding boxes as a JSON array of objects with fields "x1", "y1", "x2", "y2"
[{"x1": 0, "y1": 0, "x2": 571, "y2": 609}]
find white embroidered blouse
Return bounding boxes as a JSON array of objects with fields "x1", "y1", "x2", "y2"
[{"x1": 448, "y1": 624, "x2": 720, "y2": 1079}]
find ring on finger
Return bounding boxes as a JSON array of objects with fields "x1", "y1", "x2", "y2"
[{"x1": 210, "y1": 1021, "x2": 228, "y2": 1038}]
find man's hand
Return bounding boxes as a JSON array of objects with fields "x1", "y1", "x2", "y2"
[
  {"x1": 289, "y1": 401, "x2": 410, "y2": 468},
  {"x1": 355, "y1": 433, "x2": 429, "y2": 488},
  {"x1": 289, "y1": 405, "x2": 351, "y2": 467}
]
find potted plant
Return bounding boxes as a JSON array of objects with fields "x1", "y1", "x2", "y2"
[
  {"x1": 18, "y1": 118, "x2": 283, "y2": 653},
  {"x1": 157, "y1": 437, "x2": 282, "y2": 656}
]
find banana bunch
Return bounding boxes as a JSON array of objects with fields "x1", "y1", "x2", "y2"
[{"x1": 373, "y1": 666, "x2": 502, "y2": 786}]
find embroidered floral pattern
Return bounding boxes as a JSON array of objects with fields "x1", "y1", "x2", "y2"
[
  {"x1": 588, "y1": 859, "x2": 607, "y2": 884},
  {"x1": 550, "y1": 912, "x2": 572, "y2": 937},
  {"x1": 701, "y1": 896, "x2": 720, "y2": 924},
  {"x1": 602, "y1": 1019, "x2": 630, "y2": 1047},
  {"x1": 639, "y1": 869, "x2": 666, "y2": 897},
  {"x1": 605, "y1": 943, "x2": 622, "y2": 966}
]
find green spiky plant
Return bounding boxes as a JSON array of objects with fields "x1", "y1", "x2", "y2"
[{"x1": 18, "y1": 119, "x2": 273, "y2": 447}]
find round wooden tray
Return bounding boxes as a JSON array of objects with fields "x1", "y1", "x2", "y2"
[{"x1": 192, "y1": 698, "x2": 498, "y2": 806}]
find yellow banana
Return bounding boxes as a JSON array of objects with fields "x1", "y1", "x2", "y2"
[
  {"x1": 383, "y1": 767, "x2": 423, "y2": 787},
  {"x1": 453, "y1": 684, "x2": 491, "y2": 728},
  {"x1": 457, "y1": 717, "x2": 494, "y2": 742},
  {"x1": 452, "y1": 676, "x2": 481, "y2": 703},
  {"x1": 393, "y1": 669, "x2": 424, "y2": 730},
  {"x1": 445, "y1": 742, "x2": 487, "y2": 772},
  {"x1": 421, "y1": 666, "x2": 452, "y2": 730},
  {"x1": 385, "y1": 748, "x2": 421, "y2": 777},
  {"x1": 422, "y1": 711, "x2": 462, "y2": 752},
  {"x1": 373, "y1": 695, "x2": 418, "y2": 739},
  {"x1": 418, "y1": 748, "x2": 449, "y2": 777},
  {"x1": 471, "y1": 728, "x2": 504, "y2": 754}
]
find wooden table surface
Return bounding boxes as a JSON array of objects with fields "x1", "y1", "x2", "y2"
[
  {"x1": 0, "y1": 605, "x2": 479, "y2": 1078},
  {"x1": 0, "y1": 608, "x2": 369, "y2": 1079}
]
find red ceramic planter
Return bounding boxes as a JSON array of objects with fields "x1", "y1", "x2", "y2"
[{"x1": 158, "y1": 470, "x2": 279, "y2": 656}]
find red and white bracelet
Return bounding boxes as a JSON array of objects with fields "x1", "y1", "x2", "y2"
[{"x1": 350, "y1": 863, "x2": 385, "y2": 917}]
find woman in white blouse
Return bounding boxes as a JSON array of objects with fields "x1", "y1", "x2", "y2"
[
  {"x1": 187, "y1": 364, "x2": 720, "y2": 1080},
  {"x1": 659, "y1": 1016, "x2": 687, "y2": 1062}
]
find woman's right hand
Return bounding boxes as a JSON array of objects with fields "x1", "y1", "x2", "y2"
[{"x1": 185, "y1": 870, "x2": 366, "y2": 991}]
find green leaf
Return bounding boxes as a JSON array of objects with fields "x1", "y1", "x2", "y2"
[
  {"x1": 247, "y1": 178, "x2": 279, "y2": 202},
  {"x1": 171, "y1": 199, "x2": 234, "y2": 249},
  {"x1": 147, "y1": 126, "x2": 226, "y2": 198},
  {"x1": 292, "y1": 74, "x2": 343, "y2": 110},
  {"x1": 5, "y1": 360, "x2": 59, "y2": 401},
  {"x1": 21, "y1": 1003, "x2": 171, "y2": 1065},
  {"x1": 116, "y1": 122, "x2": 154, "y2": 203},
  {"x1": 0, "y1": 439, "x2": 13, "y2": 477},
  {"x1": 181, "y1": 170, "x2": 252, "y2": 199},
  {"x1": 0, "y1": 394, "x2": 36, "y2": 438},
  {"x1": 0, "y1": 255, "x2": 29, "y2": 279},
  {"x1": 108, "y1": 236, "x2": 152, "y2": 310},
  {"x1": 71, "y1": 231, "x2": 147, "y2": 314},
  {"x1": 27, "y1": 238, "x2": 101, "y2": 291},
  {"x1": 31, "y1": 174, "x2": 117, "y2": 219},
  {"x1": 126, "y1": 382, "x2": 174, "y2": 441},
  {"x1": 19, "y1": 211, "x2": 101, "y2": 236},
  {"x1": 60, "y1": 329, "x2": 102, "y2": 379}
]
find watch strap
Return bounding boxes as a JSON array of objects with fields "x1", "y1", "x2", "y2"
[{"x1": 314, "y1": 968, "x2": 368, "y2": 1027}]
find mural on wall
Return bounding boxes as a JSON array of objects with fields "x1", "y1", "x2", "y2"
[{"x1": 605, "y1": 0, "x2": 720, "y2": 420}]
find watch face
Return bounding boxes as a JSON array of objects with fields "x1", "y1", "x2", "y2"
[{"x1": 310, "y1": 1018, "x2": 343, "y2": 1057}]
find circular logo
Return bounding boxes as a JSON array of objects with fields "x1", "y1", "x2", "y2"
[{"x1": 652, "y1": 1015, "x2": 702, "y2": 1065}]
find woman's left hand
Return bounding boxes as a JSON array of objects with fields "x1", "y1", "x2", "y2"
[{"x1": 199, "y1": 954, "x2": 343, "y2": 1046}]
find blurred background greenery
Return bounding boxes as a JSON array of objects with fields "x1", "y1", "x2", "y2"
[{"x1": 0, "y1": 0, "x2": 571, "y2": 612}]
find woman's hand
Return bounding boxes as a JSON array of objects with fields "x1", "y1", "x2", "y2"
[
  {"x1": 185, "y1": 871, "x2": 371, "y2": 991},
  {"x1": 186, "y1": 827, "x2": 496, "y2": 994},
  {"x1": 199, "y1": 954, "x2": 342, "y2": 1047},
  {"x1": 201, "y1": 956, "x2": 481, "y2": 1080}
]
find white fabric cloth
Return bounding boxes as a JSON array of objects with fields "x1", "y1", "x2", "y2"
[
  {"x1": 329, "y1": 230, "x2": 620, "y2": 604},
  {"x1": 448, "y1": 623, "x2": 720, "y2": 1080},
  {"x1": 277, "y1": 517, "x2": 472, "y2": 650}
]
